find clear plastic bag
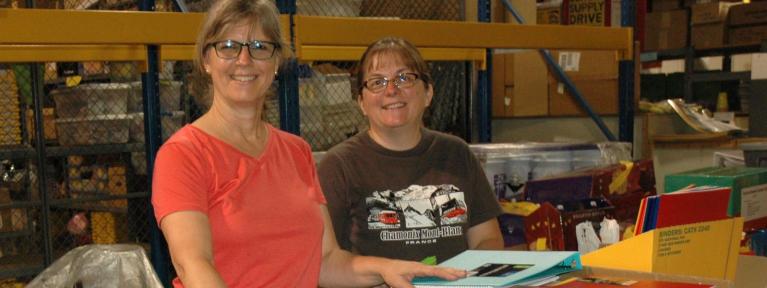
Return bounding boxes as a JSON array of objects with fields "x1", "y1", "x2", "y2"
[{"x1": 27, "y1": 244, "x2": 163, "y2": 288}]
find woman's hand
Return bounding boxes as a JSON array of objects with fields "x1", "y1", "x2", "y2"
[{"x1": 376, "y1": 259, "x2": 466, "y2": 288}]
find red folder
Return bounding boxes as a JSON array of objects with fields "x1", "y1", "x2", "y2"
[
  {"x1": 654, "y1": 186, "x2": 731, "y2": 229},
  {"x1": 633, "y1": 197, "x2": 648, "y2": 236}
]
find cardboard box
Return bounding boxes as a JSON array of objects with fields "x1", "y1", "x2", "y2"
[
  {"x1": 27, "y1": 107, "x2": 57, "y2": 141},
  {"x1": 547, "y1": 50, "x2": 620, "y2": 116},
  {"x1": 55, "y1": 115, "x2": 130, "y2": 146},
  {"x1": 729, "y1": 24, "x2": 767, "y2": 46},
  {"x1": 651, "y1": 0, "x2": 680, "y2": 12},
  {"x1": 582, "y1": 218, "x2": 743, "y2": 281},
  {"x1": 728, "y1": 2, "x2": 767, "y2": 27},
  {"x1": 359, "y1": 0, "x2": 462, "y2": 20},
  {"x1": 550, "y1": 50, "x2": 619, "y2": 77},
  {"x1": 90, "y1": 212, "x2": 128, "y2": 244},
  {"x1": 665, "y1": 166, "x2": 767, "y2": 232},
  {"x1": 523, "y1": 160, "x2": 655, "y2": 226},
  {"x1": 691, "y1": 2, "x2": 737, "y2": 24},
  {"x1": 0, "y1": 69, "x2": 21, "y2": 146},
  {"x1": 645, "y1": 9, "x2": 689, "y2": 51},
  {"x1": 0, "y1": 187, "x2": 24, "y2": 233},
  {"x1": 692, "y1": 22, "x2": 727, "y2": 49},
  {"x1": 549, "y1": 77, "x2": 618, "y2": 116},
  {"x1": 0, "y1": 188, "x2": 11, "y2": 233},
  {"x1": 107, "y1": 166, "x2": 127, "y2": 208},
  {"x1": 564, "y1": 0, "x2": 621, "y2": 26},
  {"x1": 524, "y1": 199, "x2": 616, "y2": 252},
  {"x1": 492, "y1": 52, "x2": 549, "y2": 117},
  {"x1": 33, "y1": 0, "x2": 64, "y2": 8},
  {"x1": 296, "y1": 0, "x2": 361, "y2": 17},
  {"x1": 537, "y1": 3, "x2": 563, "y2": 24}
]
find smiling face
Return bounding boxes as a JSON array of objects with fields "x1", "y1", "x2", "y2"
[
  {"x1": 203, "y1": 21, "x2": 278, "y2": 108},
  {"x1": 358, "y1": 52, "x2": 433, "y2": 134}
]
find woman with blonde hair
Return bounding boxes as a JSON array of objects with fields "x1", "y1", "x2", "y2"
[{"x1": 151, "y1": 1, "x2": 465, "y2": 287}]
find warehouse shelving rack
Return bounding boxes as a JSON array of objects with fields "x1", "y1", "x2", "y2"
[{"x1": 0, "y1": 3, "x2": 633, "y2": 285}]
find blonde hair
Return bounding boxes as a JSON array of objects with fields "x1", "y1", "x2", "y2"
[{"x1": 191, "y1": 0, "x2": 291, "y2": 107}]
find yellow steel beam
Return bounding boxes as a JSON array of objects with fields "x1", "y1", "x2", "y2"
[
  {"x1": 294, "y1": 15, "x2": 633, "y2": 60},
  {"x1": 0, "y1": 8, "x2": 202, "y2": 44},
  {"x1": 0, "y1": 45, "x2": 195, "y2": 62},
  {"x1": 299, "y1": 46, "x2": 486, "y2": 68},
  {"x1": 0, "y1": 9, "x2": 290, "y2": 45},
  {"x1": 0, "y1": 45, "x2": 147, "y2": 62},
  {"x1": 160, "y1": 45, "x2": 195, "y2": 61}
]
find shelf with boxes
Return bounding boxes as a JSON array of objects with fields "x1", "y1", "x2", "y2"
[
  {"x1": 0, "y1": 8, "x2": 201, "y2": 282},
  {"x1": 0, "y1": 146, "x2": 34, "y2": 160},
  {"x1": 0, "y1": 199, "x2": 34, "y2": 240},
  {"x1": 0, "y1": 258, "x2": 44, "y2": 281},
  {"x1": 490, "y1": 0, "x2": 633, "y2": 119},
  {"x1": 642, "y1": 1, "x2": 767, "y2": 112},
  {"x1": 0, "y1": 6, "x2": 639, "y2": 282}
]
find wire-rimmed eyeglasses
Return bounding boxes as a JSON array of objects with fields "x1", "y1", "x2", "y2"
[
  {"x1": 362, "y1": 73, "x2": 420, "y2": 93},
  {"x1": 208, "y1": 40, "x2": 280, "y2": 60}
]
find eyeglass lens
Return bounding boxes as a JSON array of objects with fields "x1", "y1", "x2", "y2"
[
  {"x1": 365, "y1": 73, "x2": 419, "y2": 92},
  {"x1": 213, "y1": 40, "x2": 277, "y2": 60}
]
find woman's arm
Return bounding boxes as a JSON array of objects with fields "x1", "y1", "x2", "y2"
[
  {"x1": 160, "y1": 211, "x2": 227, "y2": 288},
  {"x1": 466, "y1": 218, "x2": 505, "y2": 250},
  {"x1": 317, "y1": 205, "x2": 466, "y2": 288}
]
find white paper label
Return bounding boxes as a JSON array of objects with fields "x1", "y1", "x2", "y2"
[
  {"x1": 751, "y1": 53, "x2": 767, "y2": 80},
  {"x1": 558, "y1": 52, "x2": 581, "y2": 72},
  {"x1": 741, "y1": 183, "x2": 767, "y2": 222}
]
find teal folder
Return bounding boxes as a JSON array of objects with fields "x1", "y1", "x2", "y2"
[{"x1": 413, "y1": 250, "x2": 582, "y2": 287}]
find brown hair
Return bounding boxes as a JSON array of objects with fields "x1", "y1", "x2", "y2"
[
  {"x1": 191, "y1": 0, "x2": 291, "y2": 108},
  {"x1": 355, "y1": 37, "x2": 433, "y2": 99}
]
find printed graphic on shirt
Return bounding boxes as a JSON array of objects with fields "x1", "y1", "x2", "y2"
[{"x1": 366, "y1": 184, "x2": 468, "y2": 230}]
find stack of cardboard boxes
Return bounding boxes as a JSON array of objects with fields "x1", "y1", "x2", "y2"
[
  {"x1": 645, "y1": 1, "x2": 688, "y2": 51},
  {"x1": 0, "y1": 69, "x2": 21, "y2": 146},
  {"x1": 728, "y1": 2, "x2": 767, "y2": 46},
  {"x1": 492, "y1": 0, "x2": 622, "y2": 118},
  {"x1": 691, "y1": 2, "x2": 737, "y2": 49},
  {"x1": 645, "y1": 0, "x2": 767, "y2": 51}
]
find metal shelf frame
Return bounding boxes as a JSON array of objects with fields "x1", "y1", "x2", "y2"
[
  {"x1": 0, "y1": 4, "x2": 634, "y2": 284},
  {"x1": 641, "y1": 42, "x2": 767, "y2": 106}
]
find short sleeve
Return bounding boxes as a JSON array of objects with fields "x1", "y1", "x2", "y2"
[
  {"x1": 316, "y1": 151, "x2": 353, "y2": 249},
  {"x1": 466, "y1": 147, "x2": 503, "y2": 227},
  {"x1": 302, "y1": 142, "x2": 327, "y2": 205},
  {"x1": 151, "y1": 141, "x2": 212, "y2": 226}
]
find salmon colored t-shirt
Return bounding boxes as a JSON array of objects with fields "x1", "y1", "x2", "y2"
[{"x1": 152, "y1": 124, "x2": 326, "y2": 288}]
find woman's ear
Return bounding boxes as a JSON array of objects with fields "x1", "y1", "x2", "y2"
[
  {"x1": 425, "y1": 83, "x2": 434, "y2": 107},
  {"x1": 357, "y1": 94, "x2": 367, "y2": 116}
]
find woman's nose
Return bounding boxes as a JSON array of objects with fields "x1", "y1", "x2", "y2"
[
  {"x1": 235, "y1": 47, "x2": 253, "y2": 65},
  {"x1": 383, "y1": 81, "x2": 399, "y2": 96}
]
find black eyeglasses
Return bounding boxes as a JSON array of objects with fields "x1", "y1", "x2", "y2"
[
  {"x1": 208, "y1": 40, "x2": 280, "y2": 60},
  {"x1": 362, "y1": 73, "x2": 420, "y2": 93}
]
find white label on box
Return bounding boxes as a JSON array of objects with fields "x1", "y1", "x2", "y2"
[
  {"x1": 751, "y1": 53, "x2": 767, "y2": 80},
  {"x1": 741, "y1": 183, "x2": 767, "y2": 222},
  {"x1": 558, "y1": 52, "x2": 581, "y2": 72}
]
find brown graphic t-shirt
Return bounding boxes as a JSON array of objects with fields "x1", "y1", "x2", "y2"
[{"x1": 318, "y1": 128, "x2": 502, "y2": 263}]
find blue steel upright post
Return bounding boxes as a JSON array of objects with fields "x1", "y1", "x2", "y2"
[
  {"x1": 141, "y1": 0, "x2": 171, "y2": 287},
  {"x1": 277, "y1": 0, "x2": 301, "y2": 135},
  {"x1": 478, "y1": 0, "x2": 492, "y2": 143},
  {"x1": 619, "y1": 0, "x2": 636, "y2": 143}
]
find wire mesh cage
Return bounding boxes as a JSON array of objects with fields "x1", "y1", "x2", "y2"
[
  {"x1": 297, "y1": 0, "x2": 464, "y2": 20},
  {"x1": 295, "y1": 0, "x2": 471, "y2": 150},
  {"x1": 43, "y1": 59, "x2": 158, "y2": 284},
  {"x1": 0, "y1": 64, "x2": 43, "y2": 285},
  {"x1": 0, "y1": 0, "x2": 476, "y2": 285},
  {"x1": 0, "y1": 39, "x2": 180, "y2": 287}
]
